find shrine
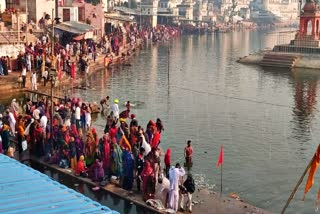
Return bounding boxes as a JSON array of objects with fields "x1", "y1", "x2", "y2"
[
  {"x1": 271, "y1": 0, "x2": 320, "y2": 53},
  {"x1": 235, "y1": 0, "x2": 320, "y2": 68},
  {"x1": 293, "y1": 0, "x2": 320, "y2": 46}
]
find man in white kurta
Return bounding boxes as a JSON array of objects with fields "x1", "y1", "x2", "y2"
[
  {"x1": 155, "y1": 173, "x2": 170, "y2": 207},
  {"x1": 40, "y1": 114, "x2": 48, "y2": 131},
  {"x1": 31, "y1": 71, "x2": 37, "y2": 91},
  {"x1": 169, "y1": 163, "x2": 185, "y2": 211},
  {"x1": 7, "y1": 110, "x2": 16, "y2": 136},
  {"x1": 111, "y1": 99, "x2": 119, "y2": 121}
]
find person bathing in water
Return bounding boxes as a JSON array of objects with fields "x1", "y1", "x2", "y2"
[
  {"x1": 100, "y1": 96, "x2": 110, "y2": 109},
  {"x1": 184, "y1": 140, "x2": 193, "y2": 167}
]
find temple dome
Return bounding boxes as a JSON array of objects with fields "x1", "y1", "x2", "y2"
[{"x1": 303, "y1": 2, "x2": 317, "y2": 12}]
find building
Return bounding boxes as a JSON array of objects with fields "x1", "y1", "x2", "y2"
[
  {"x1": 55, "y1": 0, "x2": 106, "y2": 39},
  {"x1": 177, "y1": 0, "x2": 194, "y2": 23},
  {"x1": 54, "y1": 21, "x2": 95, "y2": 45},
  {"x1": 58, "y1": 5, "x2": 79, "y2": 22},
  {"x1": 250, "y1": 0, "x2": 299, "y2": 22},
  {"x1": 4, "y1": 0, "x2": 55, "y2": 23},
  {"x1": 140, "y1": 0, "x2": 159, "y2": 27},
  {"x1": 157, "y1": 0, "x2": 179, "y2": 24},
  {"x1": 0, "y1": 0, "x2": 5, "y2": 13}
]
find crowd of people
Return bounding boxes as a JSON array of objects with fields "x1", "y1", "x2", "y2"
[
  {"x1": 0, "y1": 95, "x2": 195, "y2": 213},
  {"x1": 14, "y1": 22, "x2": 181, "y2": 90}
]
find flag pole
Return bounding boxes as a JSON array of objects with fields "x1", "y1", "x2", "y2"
[
  {"x1": 281, "y1": 155, "x2": 315, "y2": 214},
  {"x1": 221, "y1": 163, "x2": 223, "y2": 195}
]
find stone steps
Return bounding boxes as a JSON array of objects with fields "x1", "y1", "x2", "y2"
[{"x1": 260, "y1": 53, "x2": 299, "y2": 68}]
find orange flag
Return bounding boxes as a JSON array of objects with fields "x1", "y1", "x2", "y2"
[
  {"x1": 303, "y1": 145, "x2": 320, "y2": 200},
  {"x1": 216, "y1": 145, "x2": 224, "y2": 168}
]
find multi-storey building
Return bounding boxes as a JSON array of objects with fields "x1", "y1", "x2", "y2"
[{"x1": 140, "y1": 0, "x2": 159, "y2": 27}]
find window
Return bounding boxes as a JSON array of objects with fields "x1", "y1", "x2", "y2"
[
  {"x1": 6, "y1": 0, "x2": 20, "y2": 9},
  {"x1": 78, "y1": 7, "x2": 85, "y2": 22},
  {"x1": 63, "y1": 9, "x2": 70, "y2": 22}
]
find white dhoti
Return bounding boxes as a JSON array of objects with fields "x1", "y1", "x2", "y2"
[
  {"x1": 9, "y1": 121, "x2": 15, "y2": 136},
  {"x1": 168, "y1": 190, "x2": 179, "y2": 211},
  {"x1": 32, "y1": 82, "x2": 37, "y2": 91}
]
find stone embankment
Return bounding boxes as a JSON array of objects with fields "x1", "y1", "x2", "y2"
[
  {"x1": 0, "y1": 39, "x2": 143, "y2": 96},
  {"x1": 238, "y1": 50, "x2": 320, "y2": 69},
  {"x1": 30, "y1": 156, "x2": 272, "y2": 214}
]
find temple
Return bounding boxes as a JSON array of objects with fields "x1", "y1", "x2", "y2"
[
  {"x1": 294, "y1": 0, "x2": 320, "y2": 46},
  {"x1": 272, "y1": 0, "x2": 320, "y2": 54}
]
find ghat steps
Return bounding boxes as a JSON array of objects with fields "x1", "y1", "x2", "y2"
[{"x1": 260, "y1": 53, "x2": 299, "y2": 68}]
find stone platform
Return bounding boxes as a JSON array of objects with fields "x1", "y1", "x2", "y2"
[
  {"x1": 273, "y1": 44, "x2": 320, "y2": 54},
  {"x1": 29, "y1": 156, "x2": 272, "y2": 214}
]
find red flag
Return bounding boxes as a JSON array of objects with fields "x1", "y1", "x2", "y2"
[{"x1": 216, "y1": 145, "x2": 224, "y2": 168}]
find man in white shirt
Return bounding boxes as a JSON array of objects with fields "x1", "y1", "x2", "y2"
[
  {"x1": 40, "y1": 114, "x2": 48, "y2": 131},
  {"x1": 7, "y1": 110, "x2": 16, "y2": 136},
  {"x1": 169, "y1": 163, "x2": 185, "y2": 211},
  {"x1": 26, "y1": 54, "x2": 31, "y2": 71},
  {"x1": 75, "y1": 105, "x2": 81, "y2": 129},
  {"x1": 31, "y1": 71, "x2": 37, "y2": 90},
  {"x1": 111, "y1": 99, "x2": 119, "y2": 122},
  {"x1": 42, "y1": 68, "x2": 48, "y2": 86}
]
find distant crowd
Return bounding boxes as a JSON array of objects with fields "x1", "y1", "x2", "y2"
[{"x1": 13, "y1": 22, "x2": 181, "y2": 90}]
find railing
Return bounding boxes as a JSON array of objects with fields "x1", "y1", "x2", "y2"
[{"x1": 271, "y1": 32, "x2": 320, "y2": 54}]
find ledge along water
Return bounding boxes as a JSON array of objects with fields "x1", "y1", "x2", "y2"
[
  {"x1": 28, "y1": 159, "x2": 157, "y2": 214},
  {"x1": 237, "y1": 50, "x2": 320, "y2": 69},
  {"x1": 28, "y1": 155, "x2": 271, "y2": 214}
]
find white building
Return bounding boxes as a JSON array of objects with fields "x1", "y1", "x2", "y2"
[
  {"x1": 140, "y1": 0, "x2": 159, "y2": 27},
  {"x1": 250, "y1": 0, "x2": 299, "y2": 22}
]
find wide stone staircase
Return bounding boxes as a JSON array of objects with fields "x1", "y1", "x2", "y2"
[{"x1": 260, "y1": 53, "x2": 299, "y2": 68}]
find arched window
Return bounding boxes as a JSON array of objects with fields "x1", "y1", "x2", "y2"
[{"x1": 307, "y1": 19, "x2": 312, "y2": 35}]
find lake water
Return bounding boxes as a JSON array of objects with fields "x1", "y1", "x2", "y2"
[{"x1": 4, "y1": 29, "x2": 320, "y2": 213}]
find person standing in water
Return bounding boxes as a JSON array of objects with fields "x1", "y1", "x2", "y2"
[
  {"x1": 100, "y1": 96, "x2": 110, "y2": 109},
  {"x1": 184, "y1": 140, "x2": 193, "y2": 167},
  {"x1": 111, "y1": 99, "x2": 119, "y2": 122}
]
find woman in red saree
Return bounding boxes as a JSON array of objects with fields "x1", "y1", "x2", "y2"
[
  {"x1": 164, "y1": 148, "x2": 171, "y2": 178},
  {"x1": 102, "y1": 134, "x2": 111, "y2": 175},
  {"x1": 75, "y1": 155, "x2": 87, "y2": 177},
  {"x1": 141, "y1": 160, "x2": 155, "y2": 201}
]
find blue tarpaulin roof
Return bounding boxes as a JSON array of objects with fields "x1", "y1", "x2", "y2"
[{"x1": 0, "y1": 154, "x2": 119, "y2": 214}]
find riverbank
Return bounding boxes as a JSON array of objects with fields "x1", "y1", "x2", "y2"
[
  {"x1": 0, "y1": 38, "x2": 143, "y2": 95},
  {"x1": 0, "y1": 34, "x2": 272, "y2": 213},
  {"x1": 28, "y1": 155, "x2": 271, "y2": 214}
]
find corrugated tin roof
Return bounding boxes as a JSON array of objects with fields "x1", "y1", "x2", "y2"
[
  {"x1": 54, "y1": 21, "x2": 95, "y2": 34},
  {"x1": 0, "y1": 154, "x2": 119, "y2": 214},
  {"x1": 105, "y1": 14, "x2": 136, "y2": 22}
]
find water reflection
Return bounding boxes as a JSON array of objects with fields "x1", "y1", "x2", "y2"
[
  {"x1": 124, "y1": 201, "x2": 133, "y2": 214},
  {"x1": 291, "y1": 69, "x2": 320, "y2": 142}
]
